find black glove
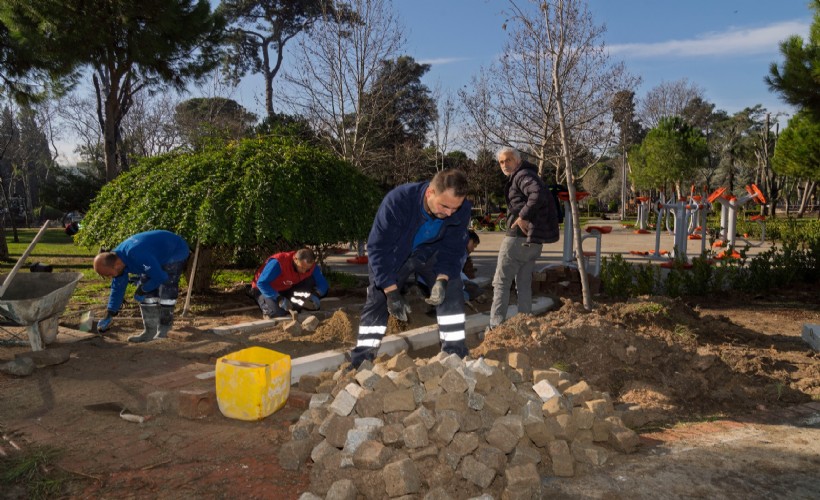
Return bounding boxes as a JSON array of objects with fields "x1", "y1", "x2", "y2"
[
  {"x1": 425, "y1": 278, "x2": 447, "y2": 306},
  {"x1": 386, "y1": 290, "x2": 411, "y2": 322},
  {"x1": 277, "y1": 296, "x2": 294, "y2": 312}
]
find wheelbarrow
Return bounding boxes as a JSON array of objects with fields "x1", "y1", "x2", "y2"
[{"x1": 0, "y1": 272, "x2": 83, "y2": 351}]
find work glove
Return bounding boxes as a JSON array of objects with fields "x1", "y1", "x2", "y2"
[
  {"x1": 425, "y1": 278, "x2": 447, "y2": 306},
  {"x1": 386, "y1": 290, "x2": 411, "y2": 322},
  {"x1": 97, "y1": 310, "x2": 117, "y2": 333},
  {"x1": 133, "y1": 285, "x2": 145, "y2": 303},
  {"x1": 278, "y1": 296, "x2": 294, "y2": 312}
]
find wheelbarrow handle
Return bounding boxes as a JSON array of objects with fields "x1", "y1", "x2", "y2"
[{"x1": 0, "y1": 220, "x2": 51, "y2": 297}]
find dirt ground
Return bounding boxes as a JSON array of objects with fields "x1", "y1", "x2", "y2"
[{"x1": 1, "y1": 279, "x2": 819, "y2": 499}]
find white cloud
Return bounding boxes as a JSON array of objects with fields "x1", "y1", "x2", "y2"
[
  {"x1": 417, "y1": 57, "x2": 471, "y2": 66},
  {"x1": 608, "y1": 20, "x2": 810, "y2": 58}
]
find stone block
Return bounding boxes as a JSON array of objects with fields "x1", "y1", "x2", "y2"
[
  {"x1": 460, "y1": 455, "x2": 495, "y2": 489},
  {"x1": 403, "y1": 422, "x2": 430, "y2": 448},
  {"x1": 381, "y1": 423, "x2": 405, "y2": 446},
  {"x1": 311, "y1": 439, "x2": 337, "y2": 463},
  {"x1": 417, "y1": 360, "x2": 446, "y2": 382},
  {"x1": 448, "y1": 432, "x2": 479, "y2": 457},
  {"x1": 283, "y1": 320, "x2": 302, "y2": 336},
  {"x1": 435, "y1": 391, "x2": 468, "y2": 413},
  {"x1": 409, "y1": 444, "x2": 439, "y2": 461},
  {"x1": 383, "y1": 388, "x2": 416, "y2": 413},
  {"x1": 496, "y1": 415, "x2": 525, "y2": 440},
  {"x1": 325, "y1": 478, "x2": 357, "y2": 500},
  {"x1": 552, "y1": 413, "x2": 577, "y2": 441},
  {"x1": 585, "y1": 398, "x2": 614, "y2": 418},
  {"x1": 548, "y1": 440, "x2": 574, "y2": 477},
  {"x1": 352, "y1": 440, "x2": 392, "y2": 470},
  {"x1": 609, "y1": 425, "x2": 640, "y2": 453},
  {"x1": 542, "y1": 395, "x2": 569, "y2": 416},
  {"x1": 509, "y1": 442, "x2": 541, "y2": 466},
  {"x1": 592, "y1": 419, "x2": 611, "y2": 442},
  {"x1": 474, "y1": 444, "x2": 506, "y2": 471},
  {"x1": 572, "y1": 407, "x2": 595, "y2": 430},
  {"x1": 354, "y1": 391, "x2": 384, "y2": 418},
  {"x1": 386, "y1": 351, "x2": 416, "y2": 372},
  {"x1": 504, "y1": 463, "x2": 541, "y2": 497},
  {"x1": 146, "y1": 390, "x2": 175, "y2": 415},
  {"x1": 344, "y1": 382, "x2": 369, "y2": 400},
  {"x1": 483, "y1": 392, "x2": 510, "y2": 416},
  {"x1": 431, "y1": 413, "x2": 461, "y2": 444},
  {"x1": 524, "y1": 419, "x2": 553, "y2": 447},
  {"x1": 373, "y1": 373, "x2": 399, "y2": 393},
  {"x1": 563, "y1": 380, "x2": 593, "y2": 405},
  {"x1": 354, "y1": 369, "x2": 381, "y2": 390},
  {"x1": 532, "y1": 379, "x2": 560, "y2": 403},
  {"x1": 424, "y1": 486, "x2": 456, "y2": 500},
  {"x1": 802, "y1": 324, "x2": 820, "y2": 351},
  {"x1": 383, "y1": 458, "x2": 422, "y2": 497},
  {"x1": 394, "y1": 367, "x2": 419, "y2": 388},
  {"x1": 319, "y1": 413, "x2": 355, "y2": 449},
  {"x1": 404, "y1": 404, "x2": 436, "y2": 430},
  {"x1": 485, "y1": 421, "x2": 518, "y2": 454},
  {"x1": 343, "y1": 427, "x2": 378, "y2": 454},
  {"x1": 309, "y1": 393, "x2": 333, "y2": 409},
  {"x1": 329, "y1": 389, "x2": 357, "y2": 416},
  {"x1": 571, "y1": 440, "x2": 608, "y2": 466},
  {"x1": 575, "y1": 429, "x2": 593, "y2": 443},
  {"x1": 278, "y1": 438, "x2": 313, "y2": 470},
  {"x1": 290, "y1": 420, "x2": 314, "y2": 441},
  {"x1": 15, "y1": 347, "x2": 70, "y2": 367},
  {"x1": 301, "y1": 315, "x2": 320, "y2": 332},
  {"x1": 440, "y1": 368, "x2": 469, "y2": 393},
  {"x1": 298, "y1": 374, "x2": 321, "y2": 393},
  {"x1": 473, "y1": 373, "x2": 492, "y2": 394},
  {"x1": 177, "y1": 388, "x2": 216, "y2": 419}
]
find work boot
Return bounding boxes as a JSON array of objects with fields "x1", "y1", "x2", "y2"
[
  {"x1": 128, "y1": 304, "x2": 160, "y2": 343},
  {"x1": 156, "y1": 305, "x2": 174, "y2": 339},
  {"x1": 441, "y1": 339, "x2": 469, "y2": 359}
]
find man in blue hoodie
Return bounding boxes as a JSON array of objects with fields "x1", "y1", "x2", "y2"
[
  {"x1": 93, "y1": 230, "x2": 190, "y2": 342},
  {"x1": 348, "y1": 169, "x2": 472, "y2": 368}
]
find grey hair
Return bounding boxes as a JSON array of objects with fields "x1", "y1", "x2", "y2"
[{"x1": 496, "y1": 146, "x2": 521, "y2": 161}]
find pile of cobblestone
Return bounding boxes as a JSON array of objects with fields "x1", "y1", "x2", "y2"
[{"x1": 281, "y1": 350, "x2": 639, "y2": 499}]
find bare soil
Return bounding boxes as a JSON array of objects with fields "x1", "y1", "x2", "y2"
[{"x1": 1, "y1": 281, "x2": 819, "y2": 499}]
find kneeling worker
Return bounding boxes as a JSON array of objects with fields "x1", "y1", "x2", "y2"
[
  {"x1": 94, "y1": 230, "x2": 191, "y2": 342},
  {"x1": 250, "y1": 248, "x2": 329, "y2": 319}
]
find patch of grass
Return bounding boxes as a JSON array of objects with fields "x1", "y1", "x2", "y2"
[
  {"x1": 551, "y1": 361, "x2": 570, "y2": 372},
  {"x1": 211, "y1": 269, "x2": 253, "y2": 289},
  {"x1": 325, "y1": 269, "x2": 360, "y2": 289},
  {"x1": 1, "y1": 445, "x2": 72, "y2": 499},
  {"x1": 629, "y1": 302, "x2": 667, "y2": 316},
  {"x1": 673, "y1": 323, "x2": 695, "y2": 340}
]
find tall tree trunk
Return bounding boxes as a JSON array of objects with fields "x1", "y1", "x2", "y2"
[{"x1": 797, "y1": 180, "x2": 816, "y2": 218}]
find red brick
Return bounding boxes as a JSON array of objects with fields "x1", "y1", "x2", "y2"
[
  {"x1": 178, "y1": 389, "x2": 217, "y2": 419},
  {"x1": 287, "y1": 390, "x2": 311, "y2": 410}
]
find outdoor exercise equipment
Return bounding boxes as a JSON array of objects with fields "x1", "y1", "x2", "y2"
[
  {"x1": 709, "y1": 184, "x2": 767, "y2": 257},
  {"x1": 633, "y1": 196, "x2": 652, "y2": 233},
  {"x1": 558, "y1": 191, "x2": 611, "y2": 276}
]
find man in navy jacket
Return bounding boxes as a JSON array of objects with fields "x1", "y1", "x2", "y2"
[
  {"x1": 93, "y1": 230, "x2": 190, "y2": 342},
  {"x1": 349, "y1": 169, "x2": 472, "y2": 368}
]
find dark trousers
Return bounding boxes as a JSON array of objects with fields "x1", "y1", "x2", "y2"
[
  {"x1": 350, "y1": 251, "x2": 467, "y2": 367},
  {"x1": 140, "y1": 260, "x2": 187, "y2": 307},
  {"x1": 252, "y1": 276, "x2": 317, "y2": 318}
]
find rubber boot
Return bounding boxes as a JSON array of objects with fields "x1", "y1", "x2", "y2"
[
  {"x1": 441, "y1": 339, "x2": 468, "y2": 359},
  {"x1": 156, "y1": 305, "x2": 174, "y2": 339},
  {"x1": 128, "y1": 304, "x2": 159, "y2": 343}
]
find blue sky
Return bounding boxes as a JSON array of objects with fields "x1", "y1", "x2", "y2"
[{"x1": 391, "y1": 0, "x2": 812, "y2": 119}]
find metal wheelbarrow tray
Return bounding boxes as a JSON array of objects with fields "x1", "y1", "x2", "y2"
[{"x1": 0, "y1": 272, "x2": 83, "y2": 351}]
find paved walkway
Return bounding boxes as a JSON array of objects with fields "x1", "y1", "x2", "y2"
[{"x1": 324, "y1": 219, "x2": 776, "y2": 284}]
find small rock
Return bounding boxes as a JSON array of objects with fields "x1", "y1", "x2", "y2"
[{"x1": 0, "y1": 357, "x2": 35, "y2": 376}]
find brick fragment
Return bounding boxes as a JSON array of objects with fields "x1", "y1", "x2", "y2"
[{"x1": 177, "y1": 389, "x2": 216, "y2": 419}]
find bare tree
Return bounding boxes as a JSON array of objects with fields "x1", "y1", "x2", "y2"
[
  {"x1": 638, "y1": 78, "x2": 705, "y2": 129},
  {"x1": 284, "y1": 0, "x2": 405, "y2": 172},
  {"x1": 120, "y1": 90, "x2": 184, "y2": 160},
  {"x1": 431, "y1": 84, "x2": 458, "y2": 172}
]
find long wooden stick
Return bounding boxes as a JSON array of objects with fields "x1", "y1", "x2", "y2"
[
  {"x1": 0, "y1": 220, "x2": 50, "y2": 297},
  {"x1": 181, "y1": 241, "x2": 200, "y2": 317}
]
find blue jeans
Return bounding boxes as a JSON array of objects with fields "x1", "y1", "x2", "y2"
[{"x1": 490, "y1": 236, "x2": 542, "y2": 327}]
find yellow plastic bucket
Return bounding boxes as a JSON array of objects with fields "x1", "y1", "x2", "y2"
[{"x1": 215, "y1": 347, "x2": 291, "y2": 421}]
